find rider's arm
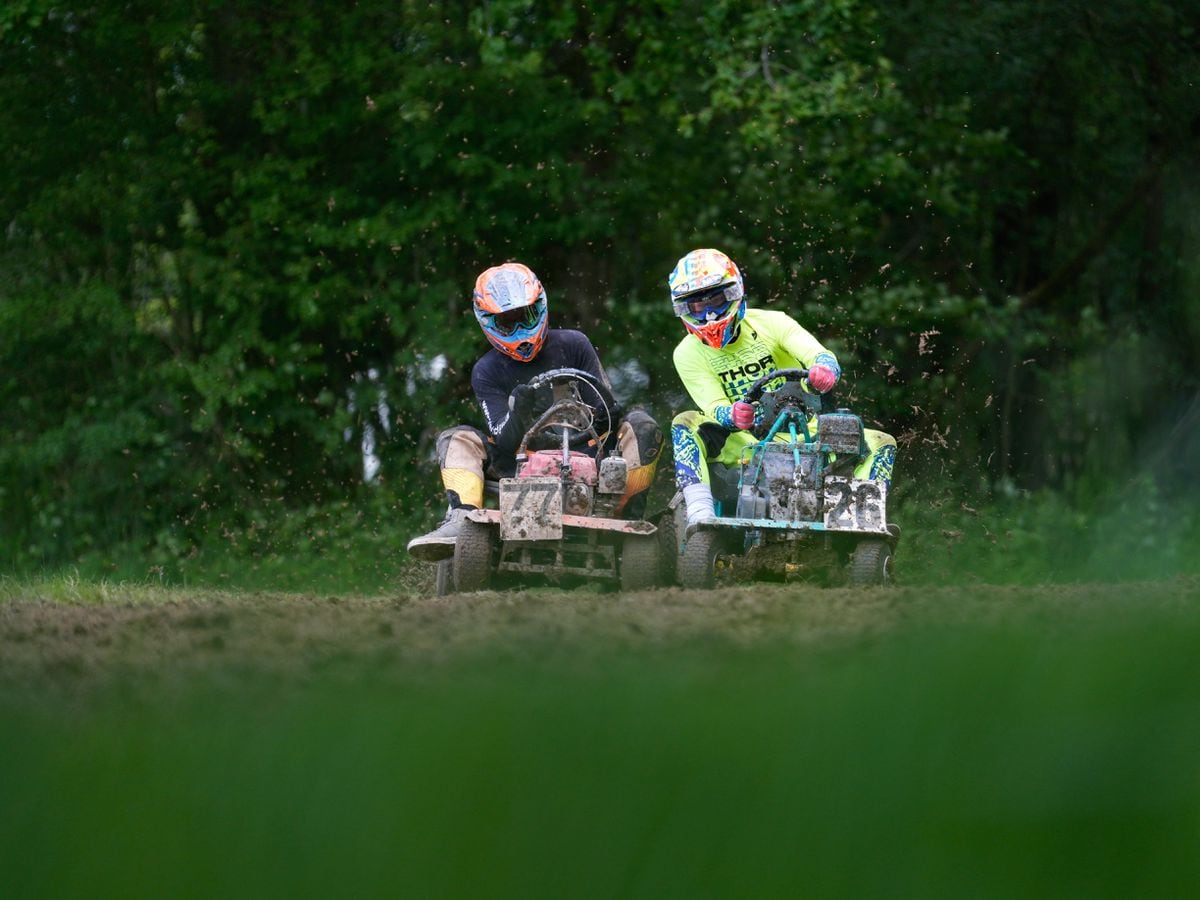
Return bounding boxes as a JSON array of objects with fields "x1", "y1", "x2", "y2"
[
  {"x1": 470, "y1": 365, "x2": 525, "y2": 460},
  {"x1": 673, "y1": 340, "x2": 738, "y2": 425},
  {"x1": 770, "y1": 311, "x2": 841, "y2": 381}
]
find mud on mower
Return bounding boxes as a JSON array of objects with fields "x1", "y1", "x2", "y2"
[
  {"x1": 436, "y1": 368, "x2": 660, "y2": 595},
  {"x1": 664, "y1": 368, "x2": 898, "y2": 589}
]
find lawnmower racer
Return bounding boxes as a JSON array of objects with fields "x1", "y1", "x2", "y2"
[
  {"x1": 406, "y1": 262, "x2": 662, "y2": 561},
  {"x1": 667, "y1": 248, "x2": 897, "y2": 527}
]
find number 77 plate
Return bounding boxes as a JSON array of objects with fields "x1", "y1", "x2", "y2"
[
  {"x1": 500, "y1": 476, "x2": 564, "y2": 541},
  {"x1": 822, "y1": 477, "x2": 888, "y2": 534}
]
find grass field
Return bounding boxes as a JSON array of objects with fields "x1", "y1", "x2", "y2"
[{"x1": 3, "y1": 574, "x2": 1200, "y2": 898}]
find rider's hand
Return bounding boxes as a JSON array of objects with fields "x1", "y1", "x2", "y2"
[
  {"x1": 807, "y1": 364, "x2": 838, "y2": 394},
  {"x1": 732, "y1": 400, "x2": 757, "y2": 431},
  {"x1": 511, "y1": 384, "x2": 536, "y2": 421}
]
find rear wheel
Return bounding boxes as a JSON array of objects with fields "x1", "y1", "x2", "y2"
[
  {"x1": 434, "y1": 559, "x2": 453, "y2": 597},
  {"x1": 454, "y1": 520, "x2": 494, "y2": 592},
  {"x1": 655, "y1": 506, "x2": 684, "y2": 587},
  {"x1": 620, "y1": 533, "x2": 660, "y2": 592},
  {"x1": 678, "y1": 529, "x2": 720, "y2": 590},
  {"x1": 848, "y1": 538, "x2": 892, "y2": 586}
]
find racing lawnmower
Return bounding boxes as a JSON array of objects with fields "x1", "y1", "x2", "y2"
[
  {"x1": 439, "y1": 368, "x2": 660, "y2": 594},
  {"x1": 667, "y1": 368, "x2": 898, "y2": 589}
]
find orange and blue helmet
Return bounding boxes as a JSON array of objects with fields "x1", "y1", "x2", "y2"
[
  {"x1": 472, "y1": 262, "x2": 549, "y2": 362},
  {"x1": 668, "y1": 248, "x2": 746, "y2": 349}
]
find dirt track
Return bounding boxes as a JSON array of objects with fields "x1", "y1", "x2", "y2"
[{"x1": 3, "y1": 576, "x2": 1197, "y2": 699}]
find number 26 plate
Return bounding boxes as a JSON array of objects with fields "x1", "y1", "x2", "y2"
[
  {"x1": 500, "y1": 476, "x2": 563, "y2": 541},
  {"x1": 822, "y1": 477, "x2": 888, "y2": 534}
]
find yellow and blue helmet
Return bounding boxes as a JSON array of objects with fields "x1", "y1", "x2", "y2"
[{"x1": 668, "y1": 248, "x2": 746, "y2": 349}]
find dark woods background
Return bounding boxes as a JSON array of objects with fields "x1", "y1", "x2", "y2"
[{"x1": 2, "y1": 0, "x2": 1198, "y2": 578}]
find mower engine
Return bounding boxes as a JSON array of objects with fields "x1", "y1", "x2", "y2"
[{"x1": 518, "y1": 450, "x2": 597, "y2": 516}]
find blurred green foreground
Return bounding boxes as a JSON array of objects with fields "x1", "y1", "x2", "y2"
[{"x1": 2, "y1": 582, "x2": 1199, "y2": 898}]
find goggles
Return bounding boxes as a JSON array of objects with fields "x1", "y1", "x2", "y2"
[
  {"x1": 488, "y1": 300, "x2": 543, "y2": 335},
  {"x1": 672, "y1": 284, "x2": 742, "y2": 321}
]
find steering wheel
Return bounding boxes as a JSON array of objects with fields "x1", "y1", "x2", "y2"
[
  {"x1": 514, "y1": 367, "x2": 618, "y2": 454},
  {"x1": 744, "y1": 367, "x2": 809, "y2": 402},
  {"x1": 742, "y1": 368, "x2": 820, "y2": 437}
]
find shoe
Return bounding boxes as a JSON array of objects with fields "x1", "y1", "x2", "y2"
[{"x1": 406, "y1": 508, "x2": 470, "y2": 561}]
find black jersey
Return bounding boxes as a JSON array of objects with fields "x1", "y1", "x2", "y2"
[{"x1": 470, "y1": 329, "x2": 619, "y2": 461}]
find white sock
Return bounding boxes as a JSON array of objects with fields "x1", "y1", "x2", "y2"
[{"x1": 682, "y1": 482, "x2": 716, "y2": 525}]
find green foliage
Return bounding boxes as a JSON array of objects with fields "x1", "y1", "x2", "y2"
[
  {"x1": 1, "y1": 0, "x2": 1197, "y2": 570},
  {"x1": 900, "y1": 478, "x2": 1200, "y2": 585},
  {"x1": 46, "y1": 493, "x2": 417, "y2": 594}
]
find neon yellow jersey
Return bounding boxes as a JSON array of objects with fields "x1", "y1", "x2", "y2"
[{"x1": 672, "y1": 308, "x2": 837, "y2": 417}]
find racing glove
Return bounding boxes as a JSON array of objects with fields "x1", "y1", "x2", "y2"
[
  {"x1": 732, "y1": 400, "x2": 757, "y2": 431},
  {"x1": 807, "y1": 363, "x2": 838, "y2": 394},
  {"x1": 511, "y1": 384, "x2": 536, "y2": 423}
]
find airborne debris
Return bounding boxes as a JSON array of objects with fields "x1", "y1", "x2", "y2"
[{"x1": 922, "y1": 424, "x2": 950, "y2": 449}]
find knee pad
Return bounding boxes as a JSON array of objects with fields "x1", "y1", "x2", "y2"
[
  {"x1": 436, "y1": 426, "x2": 488, "y2": 508},
  {"x1": 436, "y1": 426, "x2": 487, "y2": 469},
  {"x1": 671, "y1": 411, "x2": 732, "y2": 459},
  {"x1": 612, "y1": 410, "x2": 662, "y2": 517},
  {"x1": 621, "y1": 408, "x2": 663, "y2": 464}
]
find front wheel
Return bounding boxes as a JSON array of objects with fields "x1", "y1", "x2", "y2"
[
  {"x1": 848, "y1": 538, "x2": 892, "y2": 587},
  {"x1": 655, "y1": 505, "x2": 685, "y2": 587},
  {"x1": 620, "y1": 533, "x2": 660, "y2": 592},
  {"x1": 454, "y1": 520, "x2": 495, "y2": 592},
  {"x1": 678, "y1": 528, "x2": 720, "y2": 590}
]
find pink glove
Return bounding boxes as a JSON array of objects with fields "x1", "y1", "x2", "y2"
[
  {"x1": 732, "y1": 400, "x2": 756, "y2": 430},
  {"x1": 807, "y1": 363, "x2": 838, "y2": 394}
]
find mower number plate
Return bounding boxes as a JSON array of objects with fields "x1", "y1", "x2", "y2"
[
  {"x1": 500, "y1": 476, "x2": 563, "y2": 541},
  {"x1": 822, "y1": 477, "x2": 888, "y2": 534}
]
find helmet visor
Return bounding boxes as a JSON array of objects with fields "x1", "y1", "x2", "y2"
[
  {"x1": 672, "y1": 284, "x2": 741, "y2": 321},
  {"x1": 488, "y1": 300, "x2": 543, "y2": 335}
]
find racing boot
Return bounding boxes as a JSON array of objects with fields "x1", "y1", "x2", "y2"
[{"x1": 406, "y1": 507, "x2": 471, "y2": 561}]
